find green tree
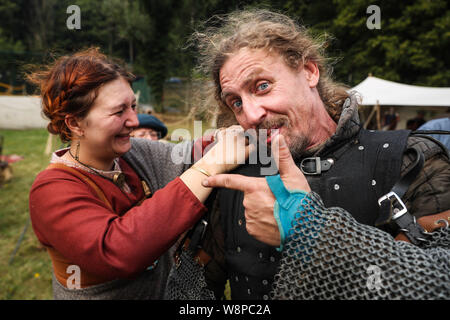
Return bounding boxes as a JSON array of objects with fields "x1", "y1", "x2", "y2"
[
  {"x1": 327, "y1": 0, "x2": 449, "y2": 86},
  {"x1": 139, "y1": 0, "x2": 178, "y2": 112}
]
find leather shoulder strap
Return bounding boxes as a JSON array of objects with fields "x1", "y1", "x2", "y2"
[{"x1": 46, "y1": 163, "x2": 113, "y2": 211}]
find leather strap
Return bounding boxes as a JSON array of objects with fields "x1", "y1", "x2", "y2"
[
  {"x1": 391, "y1": 147, "x2": 424, "y2": 199},
  {"x1": 376, "y1": 146, "x2": 436, "y2": 245},
  {"x1": 376, "y1": 146, "x2": 424, "y2": 227},
  {"x1": 413, "y1": 130, "x2": 450, "y2": 135},
  {"x1": 174, "y1": 238, "x2": 211, "y2": 269},
  {"x1": 395, "y1": 210, "x2": 450, "y2": 243},
  {"x1": 174, "y1": 218, "x2": 211, "y2": 269},
  {"x1": 300, "y1": 157, "x2": 334, "y2": 175}
]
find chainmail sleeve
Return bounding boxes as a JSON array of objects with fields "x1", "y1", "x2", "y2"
[{"x1": 271, "y1": 192, "x2": 450, "y2": 300}]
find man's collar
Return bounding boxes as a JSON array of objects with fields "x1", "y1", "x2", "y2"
[{"x1": 307, "y1": 93, "x2": 361, "y2": 157}]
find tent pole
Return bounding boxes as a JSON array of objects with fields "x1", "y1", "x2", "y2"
[
  {"x1": 364, "y1": 105, "x2": 377, "y2": 129},
  {"x1": 44, "y1": 133, "x2": 53, "y2": 155},
  {"x1": 376, "y1": 101, "x2": 381, "y2": 130}
]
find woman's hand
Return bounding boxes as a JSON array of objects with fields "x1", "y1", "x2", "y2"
[
  {"x1": 195, "y1": 125, "x2": 255, "y2": 175},
  {"x1": 180, "y1": 125, "x2": 255, "y2": 203}
]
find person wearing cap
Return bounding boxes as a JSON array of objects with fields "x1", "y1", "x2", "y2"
[{"x1": 131, "y1": 114, "x2": 168, "y2": 140}]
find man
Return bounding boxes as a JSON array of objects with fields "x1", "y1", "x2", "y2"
[
  {"x1": 417, "y1": 113, "x2": 450, "y2": 149},
  {"x1": 165, "y1": 9, "x2": 450, "y2": 300},
  {"x1": 406, "y1": 110, "x2": 427, "y2": 131},
  {"x1": 131, "y1": 114, "x2": 168, "y2": 140}
]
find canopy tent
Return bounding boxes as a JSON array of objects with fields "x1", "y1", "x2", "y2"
[
  {"x1": 350, "y1": 76, "x2": 450, "y2": 129},
  {"x1": 350, "y1": 76, "x2": 450, "y2": 107}
]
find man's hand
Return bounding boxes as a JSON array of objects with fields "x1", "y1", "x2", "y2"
[{"x1": 202, "y1": 134, "x2": 311, "y2": 246}]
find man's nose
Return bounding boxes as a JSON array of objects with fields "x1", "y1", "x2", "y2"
[{"x1": 242, "y1": 98, "x2": 266, "y2": 128}]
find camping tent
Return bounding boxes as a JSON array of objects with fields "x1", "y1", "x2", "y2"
[{"x1": 350, "y1": 76, "x2": 450, "y2": 106}]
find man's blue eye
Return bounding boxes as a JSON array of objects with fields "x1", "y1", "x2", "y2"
[
  {"x1": 233, "y1": 100, "x2": 242, "y2": 108},
  {"x1": 257, "y1": 82, "x2": 269, "y2": 91}
]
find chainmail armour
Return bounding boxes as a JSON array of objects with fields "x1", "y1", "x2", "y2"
[
  {"x1": 165, "y1": 250, "x2": 216, "y2": 300},
  {"x1": 165, "y1": 191, "x2": 450, "y2": 300},
  {"x1": 271, "y1": 192, "x2": 450, "y2": 300}
]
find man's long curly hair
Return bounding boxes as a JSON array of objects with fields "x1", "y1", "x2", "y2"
[{"x1": 189, "y1": 9, "x2": 349, "y2": 127}]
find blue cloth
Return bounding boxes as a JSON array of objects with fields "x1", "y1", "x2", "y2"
[
  {"x1": 418, "y1": 117, "x2": 450, "y2": 150},
  {"x1": 265, "y1": 174, "x2": 309, "y2": 251},
  {"x1": 137, "y1": 114, "x2": 168, "y2": 138}
]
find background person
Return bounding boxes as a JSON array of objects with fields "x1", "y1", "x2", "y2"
[
  {"x1": 406, "y1": 110, "x2": 427, "y2": 130},
  {"x1": 417, "y1": 111, "x2": 450, "y2": 149},
  {"x1": 27, "y1": 48, "x2": 251, "y2": 299},
  {"x1": 382, "y1": 107, "x2": 399, "y2": 131},
  {"x1": 131, "y1": 114, "x2": 168, "y2": 141}
]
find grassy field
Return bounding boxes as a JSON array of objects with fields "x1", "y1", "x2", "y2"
[
  {"x1": 0, "y1": 128, "x2": 56, "y2": 299},
  {"x1": 0, "y1": 114, "x2": 222, "y2": 300}
]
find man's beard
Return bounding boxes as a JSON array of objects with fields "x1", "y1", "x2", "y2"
[
  {"x1": 285, "y1": 134, "x2": 311, "y2": 163},
  {"x1": 256, "y1": 116, "x2": 311, "y2": 164}
]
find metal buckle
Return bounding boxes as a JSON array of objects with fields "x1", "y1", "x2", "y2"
[
  {"x1": 300, "y1": 157, "x2": 322, "y2": 175},
  {"x1": 378, "y1": 191, "x2": 407, "y2": 220},
  {"x1": 198, "y1": 219, "x2": 208, "y2": 241}
]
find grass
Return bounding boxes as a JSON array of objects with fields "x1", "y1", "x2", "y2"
[
  {"x1": 0, "y1": 116, "x2": 219, "y2": 300},
  {"x1": 0, "y1": 129, "x2": 55, "y2": 299}
]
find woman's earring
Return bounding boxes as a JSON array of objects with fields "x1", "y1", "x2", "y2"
[{"x1": 75, "y1": 140, "x2": 80, "y2": 161}]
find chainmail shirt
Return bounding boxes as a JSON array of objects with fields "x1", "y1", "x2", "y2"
[{"x1": 271, "y1": 192, "x2": 449, "y2": 299}]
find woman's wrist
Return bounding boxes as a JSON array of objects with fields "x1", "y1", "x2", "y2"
[{"x1": 192, "y1": 160, "x2": 221, "y2": 176}]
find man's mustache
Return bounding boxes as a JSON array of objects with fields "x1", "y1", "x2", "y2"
[{"x1": 256, "y1": 116, "x2": 290, "y2": 132}]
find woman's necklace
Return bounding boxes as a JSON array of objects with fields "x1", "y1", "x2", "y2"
[{"x1": 67, "y1": 148, "x2": 126, "y2": 188}]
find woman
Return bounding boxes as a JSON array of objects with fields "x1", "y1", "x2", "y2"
[{"x1": 28, "y1": 48, "x2": 250, "y2": 299}]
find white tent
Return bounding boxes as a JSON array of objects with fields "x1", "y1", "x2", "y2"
[
  {"x1": 350, "y1": 76, "x2": 450, "y2": 107},
  {"x1": 350, "y1": 76, "x2": 450, "y2": 129},
  {"x1": 0, "y1": 96, "x2": 48, "y2": 129}
]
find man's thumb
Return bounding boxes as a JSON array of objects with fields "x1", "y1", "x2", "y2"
[{"x1": 271, "y1": 134, "x2": 298, "y2": 177}]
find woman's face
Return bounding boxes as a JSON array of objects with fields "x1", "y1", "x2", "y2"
[{"x1": 77, "y1": 77, "x2": 138, "y2": 163}]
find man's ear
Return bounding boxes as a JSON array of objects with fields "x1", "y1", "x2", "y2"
[
  {"x1": 65, "y1": 115, "x2": 84, "y2": 138},
  {"x1": 301, "y1": 61, "x2": 320, "y2": 88}
]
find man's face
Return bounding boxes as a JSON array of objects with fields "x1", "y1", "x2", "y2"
[{"x1": 219, "y1": 48, "x2": 333, "y2": 158}]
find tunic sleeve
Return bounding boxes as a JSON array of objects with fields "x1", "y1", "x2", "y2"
[{"x1": 29, "y1": 170, "x2": 206, "y2": 280}]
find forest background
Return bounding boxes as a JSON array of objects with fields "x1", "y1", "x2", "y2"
[{"x1": 0, "y1": 0, "x2": 449, "y2": 113}]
